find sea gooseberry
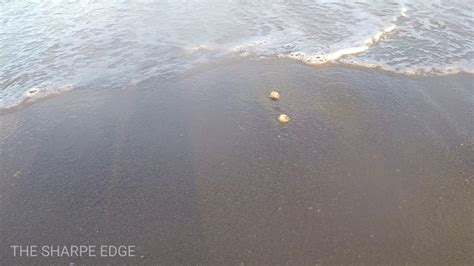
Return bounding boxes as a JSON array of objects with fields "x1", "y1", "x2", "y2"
[
  {"x1": 278, "y1": 114, "x2": 290, "y2": 124},
  {"x1": 269, "y1": 90, "x2": 280, "y2": 101}
]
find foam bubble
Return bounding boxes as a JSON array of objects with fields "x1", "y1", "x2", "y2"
[
  {"x1": 400, "y1": 7, "x2": 408, "y2": 18},
  {"x1": 393, "y1": 7, "x2": 409, "y2": 22}
]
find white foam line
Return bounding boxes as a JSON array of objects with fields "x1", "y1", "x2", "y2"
[
  {"x1": 232, "y1": 22, "x2": 398, "y2": 63},
  {"x1": 326, "y1": 45, "x2": 370, "y2": 61},
  {"x1": 292, "y1": 23, "x2": 397, "y2": 64},
  {"x1": 340, "y1": 60, "x2": 473, "y2": 76},
  {"x1": 0, "y1": 84, "x2": 74, "y2": 110}
]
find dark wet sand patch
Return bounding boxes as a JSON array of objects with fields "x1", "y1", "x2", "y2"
[{"x1": 0, "y1": 60, "x2": 473, "y2": 264}]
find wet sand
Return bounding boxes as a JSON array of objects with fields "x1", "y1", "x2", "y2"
[{"x1": 1, "y1": 59, "x2": 473, "y2": 264}]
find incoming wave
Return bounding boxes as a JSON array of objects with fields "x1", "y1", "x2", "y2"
[
  {"x1": 228, "y1": 6, "x2": 472, "y2": 76},
  {"x1": 1, "y1": 0, "x2": 472, "y2": 110}
]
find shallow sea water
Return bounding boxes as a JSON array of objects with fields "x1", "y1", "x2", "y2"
[{"x1": 1, "y1": 0, "x2": 473, "y2": 108}]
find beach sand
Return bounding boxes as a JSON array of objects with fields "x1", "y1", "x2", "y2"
[{"x1": 1, "y1": 59, "x2": 473, "y2": 264}]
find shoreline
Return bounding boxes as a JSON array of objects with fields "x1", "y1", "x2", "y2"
[
  {"x1": 1, "y1": 57, "x2": 474, "y2": 115},
  {"x1": 1, "y1": 59, "x2": 473, "y2": 264}
]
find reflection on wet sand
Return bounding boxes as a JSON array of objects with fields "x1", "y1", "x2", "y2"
[{"x1": 0, "y1": 60, "x2": 473, "y2": 264}]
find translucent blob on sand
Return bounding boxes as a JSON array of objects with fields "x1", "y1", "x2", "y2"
[
  {"x1": 278, "y1": 114, "x2": 290, "y2": 124},
  {"x1": 269, "y1": 91, "x2": 280, "y2": 101}
]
